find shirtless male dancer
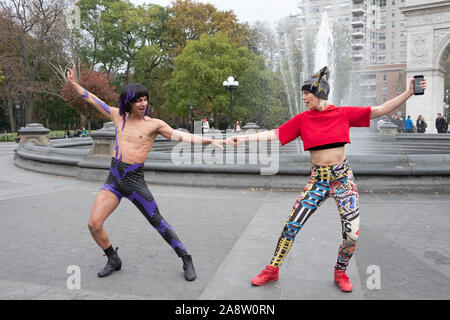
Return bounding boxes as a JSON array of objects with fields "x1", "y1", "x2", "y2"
[{"x1": 66, "y1": 65, "x2": 223, "y2": 281}]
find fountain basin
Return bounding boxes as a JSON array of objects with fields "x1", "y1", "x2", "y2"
[{"x1": 13, "y1": 128, "x2": 450, "y2": 192}]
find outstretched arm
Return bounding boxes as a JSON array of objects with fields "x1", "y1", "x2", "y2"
[
  {"x1": 370, "y1": 77, "x2": 427, "y2": 119},
  {"x1": 226, "y1": 130, "x2": 277, "y2": 146},
  {"x1": 157, "y1": 120, "x2": 224, "y2": 150},
  {"x1": 65, "y1": 64, "x2": 118, "y2": 121}
]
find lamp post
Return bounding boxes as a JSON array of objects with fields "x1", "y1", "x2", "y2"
[
  {"x1": 14, "y1": 99, "x2": 21, "y2": 132},
  {"x1": 189, "y1": 102, "x2": 194, "y2": 133},
  {"x1": 223, "y1": 76, "x2": 239, "y2": 130}
]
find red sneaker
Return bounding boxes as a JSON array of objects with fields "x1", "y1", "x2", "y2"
[
  {"x1": 334, "y1": 268, "x2": 353, "y2": 292},
  {"x1": 251, "y1": 265, "x2": 279, "y2": 286}
]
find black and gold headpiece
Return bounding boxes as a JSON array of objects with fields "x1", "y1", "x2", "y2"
[{"x1": 301, "y1": 66, "x2": 330, "y2": 100}]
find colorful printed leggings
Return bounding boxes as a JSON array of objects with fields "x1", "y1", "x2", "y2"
[
  {"x1": 101, "y1": 158, "x2": 188, "y2": 258},
  {"x1": 270, "y1": 159, "x2": 360, "y2": 270}
]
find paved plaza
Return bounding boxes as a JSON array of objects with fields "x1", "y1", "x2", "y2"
[{"x1": 0, "y1": 142, "x2": 449, "y2": 300}]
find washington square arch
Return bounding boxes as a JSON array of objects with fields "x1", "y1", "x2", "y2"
[{"x1": 401, "y1": 0, "x2": 450, "y2": 132}]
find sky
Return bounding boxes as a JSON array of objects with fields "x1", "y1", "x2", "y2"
[{"x1": 130, "y1": 0, "x2": 300, "y2": 25}]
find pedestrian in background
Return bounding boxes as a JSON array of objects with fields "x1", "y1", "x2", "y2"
[
  {"x1": 416, "y1": 115, "x2": 427, "y2": 133},
  {"x1": 436, "y1": 113, "x2": 448, "y2": 133},
  {"x1": 403, "y1": 115, "x2": 414, "y2": 133}
]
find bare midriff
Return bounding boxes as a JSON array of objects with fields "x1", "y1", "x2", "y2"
[{"x1": 309, "y1": 146, "x2": 346, "y2": 166}]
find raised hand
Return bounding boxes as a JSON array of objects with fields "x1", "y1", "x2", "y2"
[
  {"x1": 66, "y1": 64, "x2": 77, "y2": 84},
  {"x1": 408, "y1": 77, "x2": 427, "y2": 94}
]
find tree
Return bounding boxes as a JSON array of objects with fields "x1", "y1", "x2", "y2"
[
  {"x1": 165, "y1": 0, "x2": 250, "y2": 57},
  {"x1": 164, "y1": 32, "x2": 287, "y2": 129},
  {"x1": 75, "y1": 0, "x2": 105, "y2": 69},
  {"x1": 165, "y1": 32, "x2": 254, "y2": 126},
  {"x1": 234, "y1": 57, "x2": 288, "y2": 129},
  {"x1": 0, "y1": 0, "x2": 69, "y2": 124},
  {"x1": 61, "y1": 67, "x2": 119, "y2": 130}
]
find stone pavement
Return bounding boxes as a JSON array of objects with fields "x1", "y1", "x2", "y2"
[{"x1": 0, "y1": 142, "x2": 449, "y2": 300}]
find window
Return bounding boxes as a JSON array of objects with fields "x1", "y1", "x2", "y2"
[
  {"x1": 392, "y1": 11, "x2": 395, "y2": 17},
  {"x1": 380, "y1": 22, "x2": 386, "y2": 29},
  {"x1": 382, "y1": 86, "x2": 387, "y2": 94},
  {"x1": 400, "y1": 31, "x2": 407, "y2": 38},
  {"x1": 310, "y1": 6, "x2": 320, "y2": 13},
  {"x1": 379, "y1": 33, "x2": 386, "y2": 40},
  {"x1": 400, "y1": 51, "x2": 407, "y2": 58},
  {"x1": 392, "y1": 42, "x2": 395, "y2": 49},
  {"x1": 338, "y1": 16, "x2": 349, "y2": 23},
  {"x1": 380, "y1": 11, "x2": 386, "y2": 18},
  {"x1": 400, "y1": 41, "x2": 407, "y2": 47},
  {"x1": 392, "y1": 21, "x2": 395, "y2": 28},
  {"x1": 379, "y1": 43, "x2": 386, "y2": 50},
  {"x1": 383, "y1": 74, "x2": 387, "y2": 82},
  {"x1": 401, "y1": 20, "x2": 407, "y2": 27},
  {"x1": 380, "y1": 0, "x2": 386, "y2": 6},
  {"x1": 392, "y1": 0, "x2": 395, "y2": 4}
]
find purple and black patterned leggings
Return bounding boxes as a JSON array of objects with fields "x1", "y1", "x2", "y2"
[
  {"x1": 270, "y1": 159, "x2": 360, "y2": 270},
  {"x1": 101, "y1": 157, "x2": 188, "y2": 258}
]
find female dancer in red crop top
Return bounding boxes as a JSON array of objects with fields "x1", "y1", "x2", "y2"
[{"x1": 226, "y1": 67, "x2": 427, "y2": 292}]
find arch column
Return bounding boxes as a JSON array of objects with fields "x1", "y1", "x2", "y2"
[{"x1": 401, "y1": 1, "x2": 450, "y2": 133}]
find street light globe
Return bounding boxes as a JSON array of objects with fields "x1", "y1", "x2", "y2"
[
  {"x1": 223, "y1": 81, "x2": 228, "y2": 86},
  {"x1": 235, "y1": 81, "x2": 239, "y2": 86},
  {"x1": 227, "y1": 76, "x2": 234, "y2": 83}
]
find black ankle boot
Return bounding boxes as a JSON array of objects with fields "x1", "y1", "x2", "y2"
[
  {"x1": 97, "y1": 252, "x2": 122, "y2": 278},
  {"x1": 181, "y1": 254, "x2": 196, "y2": 281}
]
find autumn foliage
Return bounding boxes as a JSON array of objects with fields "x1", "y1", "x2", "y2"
[{"x1": 61, "y1": 68, "x2": 119, "y2": 121}]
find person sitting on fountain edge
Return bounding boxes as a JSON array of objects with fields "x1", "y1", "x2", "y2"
[
  {"x1": 65, "y1": 64, "x2": 224, "y2": 282},
  {"x1": 225, "y1": 66, "x2": 427, "y2": 292}
]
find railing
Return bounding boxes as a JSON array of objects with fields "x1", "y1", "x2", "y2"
[
  {"x1": 352, "y1": 17, "x2": 366, "y2": 25},
  {"x1": 352, "y1": 49, "x2": 365, "y2": 57},
  {"x1": 352, "y1": 39, "x2": 366, "y2": 46},
  {"x1": 352, "y1": 4, "x2": 367, "y2": 12},
  {"x1": 352, "y1": 28, "x2": 365, "y2": 35}
]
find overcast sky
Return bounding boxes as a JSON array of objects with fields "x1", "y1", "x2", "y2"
[{"x1": 130, "y1": 0, "x2": 300, "y2": 25}]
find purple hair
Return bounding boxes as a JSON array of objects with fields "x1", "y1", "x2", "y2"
[{"x1": 119, "y1": 83, "x2": 150, "y2": 129}]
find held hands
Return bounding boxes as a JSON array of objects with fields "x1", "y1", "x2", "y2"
[
  {"x1": 208, "y1": 137, "x2": 243, "y2": 150},
  {"x1": 225, "y1": 136, "x2": 244, "y2": 146}
]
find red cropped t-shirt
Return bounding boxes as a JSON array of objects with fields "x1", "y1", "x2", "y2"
[{"x1": 275, "y1": 105, "x2": 372, "y2": 151}]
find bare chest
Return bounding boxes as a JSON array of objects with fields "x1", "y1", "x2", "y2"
[{"x1": 116, "y1": 119, "x2": 157, "y2": 148}]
